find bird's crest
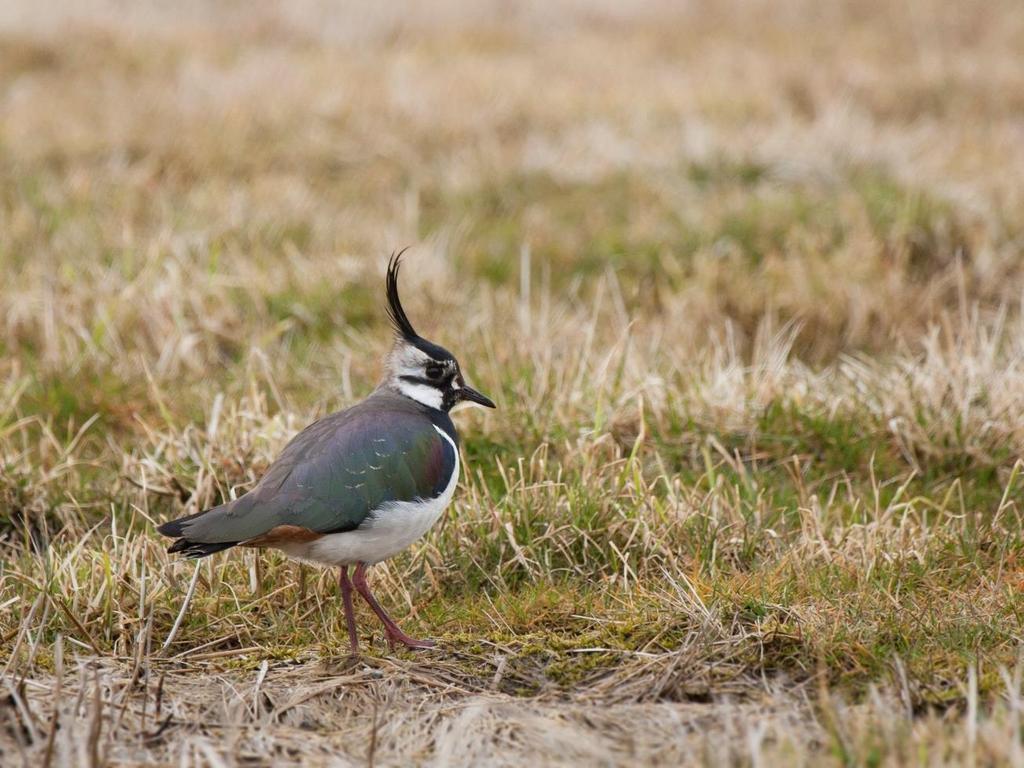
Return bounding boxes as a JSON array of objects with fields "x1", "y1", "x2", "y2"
[{"x1": 386, "y1": 249, "x2": 419, "y2": 342}]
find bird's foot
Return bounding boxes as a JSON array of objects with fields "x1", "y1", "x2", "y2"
[{"x1": 385, "y1": 629, "x2": 436, "y2": 650}]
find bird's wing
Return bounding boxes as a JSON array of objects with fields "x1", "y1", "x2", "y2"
[{"x1": 179, "y1": 407, "x2": 456, "y2": 544}]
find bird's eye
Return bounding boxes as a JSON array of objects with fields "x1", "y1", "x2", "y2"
[{"x1": 425, "y1": 363, "x2": 444, "y2": 380}]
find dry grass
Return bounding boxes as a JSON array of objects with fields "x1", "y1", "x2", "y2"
[{"x1": 2, "y1": 0, "x2": 1024, "y2": 764}]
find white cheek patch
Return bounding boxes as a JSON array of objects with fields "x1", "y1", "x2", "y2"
[
  {"x1": 386, "y1": 341, "x2": 460, "y2": 410},
  {"x1": 396, "y1": 380, "x2": 444, "y2": 410}
]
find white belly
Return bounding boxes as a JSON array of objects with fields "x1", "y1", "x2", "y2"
[{"x1": 279, "y1": 427, "x2": 459, "y2": 567}]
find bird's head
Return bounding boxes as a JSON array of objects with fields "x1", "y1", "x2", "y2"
[{"x1": 382, "y1": 251, "x2": 496, "y2": 413}]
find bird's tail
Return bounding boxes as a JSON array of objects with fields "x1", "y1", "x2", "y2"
[
  {"x1": 157, "y1": 505, "x2": 240, "y2": 559},
  {"x1": 165, "y1": 538, "x2": 238, "y2": 558}
]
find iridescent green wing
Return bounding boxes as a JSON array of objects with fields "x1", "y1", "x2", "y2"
[{"x1": 180, "y1": 406, "x2": 456, "y2": 544}]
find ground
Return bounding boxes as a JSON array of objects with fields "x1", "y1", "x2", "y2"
[{"x1": 2, "y1": 0, "x2": 1024, "y2": 765}]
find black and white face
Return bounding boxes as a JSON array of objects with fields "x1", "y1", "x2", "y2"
[
  {"x1": 390, "y1": 340, "x2": 495, "y2": 412},
  {"x1": 382, "y1": 251, "x2": 495, "y2": 413}
]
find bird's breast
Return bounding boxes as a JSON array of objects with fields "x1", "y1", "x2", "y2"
[{"x1": 282, "y1": 427, "x2": 460, "y2": 567}]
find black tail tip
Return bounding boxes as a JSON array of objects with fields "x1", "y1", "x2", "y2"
[
  {"x1": 166, "y1": 539, "x2": 238, "y2": 559},
  {"x1": 157, "y1": 520, "x2": 184, "y2": 538}
]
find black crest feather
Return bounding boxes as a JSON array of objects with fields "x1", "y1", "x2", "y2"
[{"x1": 386, "y1": 248, "x2": 419, "y2": 341}]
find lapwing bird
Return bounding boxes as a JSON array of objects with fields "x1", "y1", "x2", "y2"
[{"x1": 157, "y1": 253, "x2": 495, "y2": 652}]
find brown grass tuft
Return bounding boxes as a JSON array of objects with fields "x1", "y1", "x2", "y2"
[{"x1": 2, "y1": 0, "x2": 1024, "y2": 764}]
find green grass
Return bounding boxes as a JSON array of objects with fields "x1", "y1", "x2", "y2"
[{"x1": 3, "y1": 2, "x2": 1024, "y2": 764}]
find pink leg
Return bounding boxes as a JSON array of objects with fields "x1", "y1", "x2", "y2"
[
  {"x1": 338, "y1": 566, "x2": 359, "y2": 654},
  {"x1": 351, "y1": 563, "x2": 435, "y2": 650}
]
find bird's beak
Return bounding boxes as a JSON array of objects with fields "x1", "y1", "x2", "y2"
[{"x1": 458, "y1": 384, "x2": 496, "y2": 409}]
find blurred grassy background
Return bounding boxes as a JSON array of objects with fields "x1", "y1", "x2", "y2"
[{"x1": 2, "y1": 1, "x2": 1024, "y2": 764}]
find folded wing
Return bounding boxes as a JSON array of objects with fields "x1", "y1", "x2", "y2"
[{"x1": 160, "y1": 406, "x2": 455, "y2": 547}]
